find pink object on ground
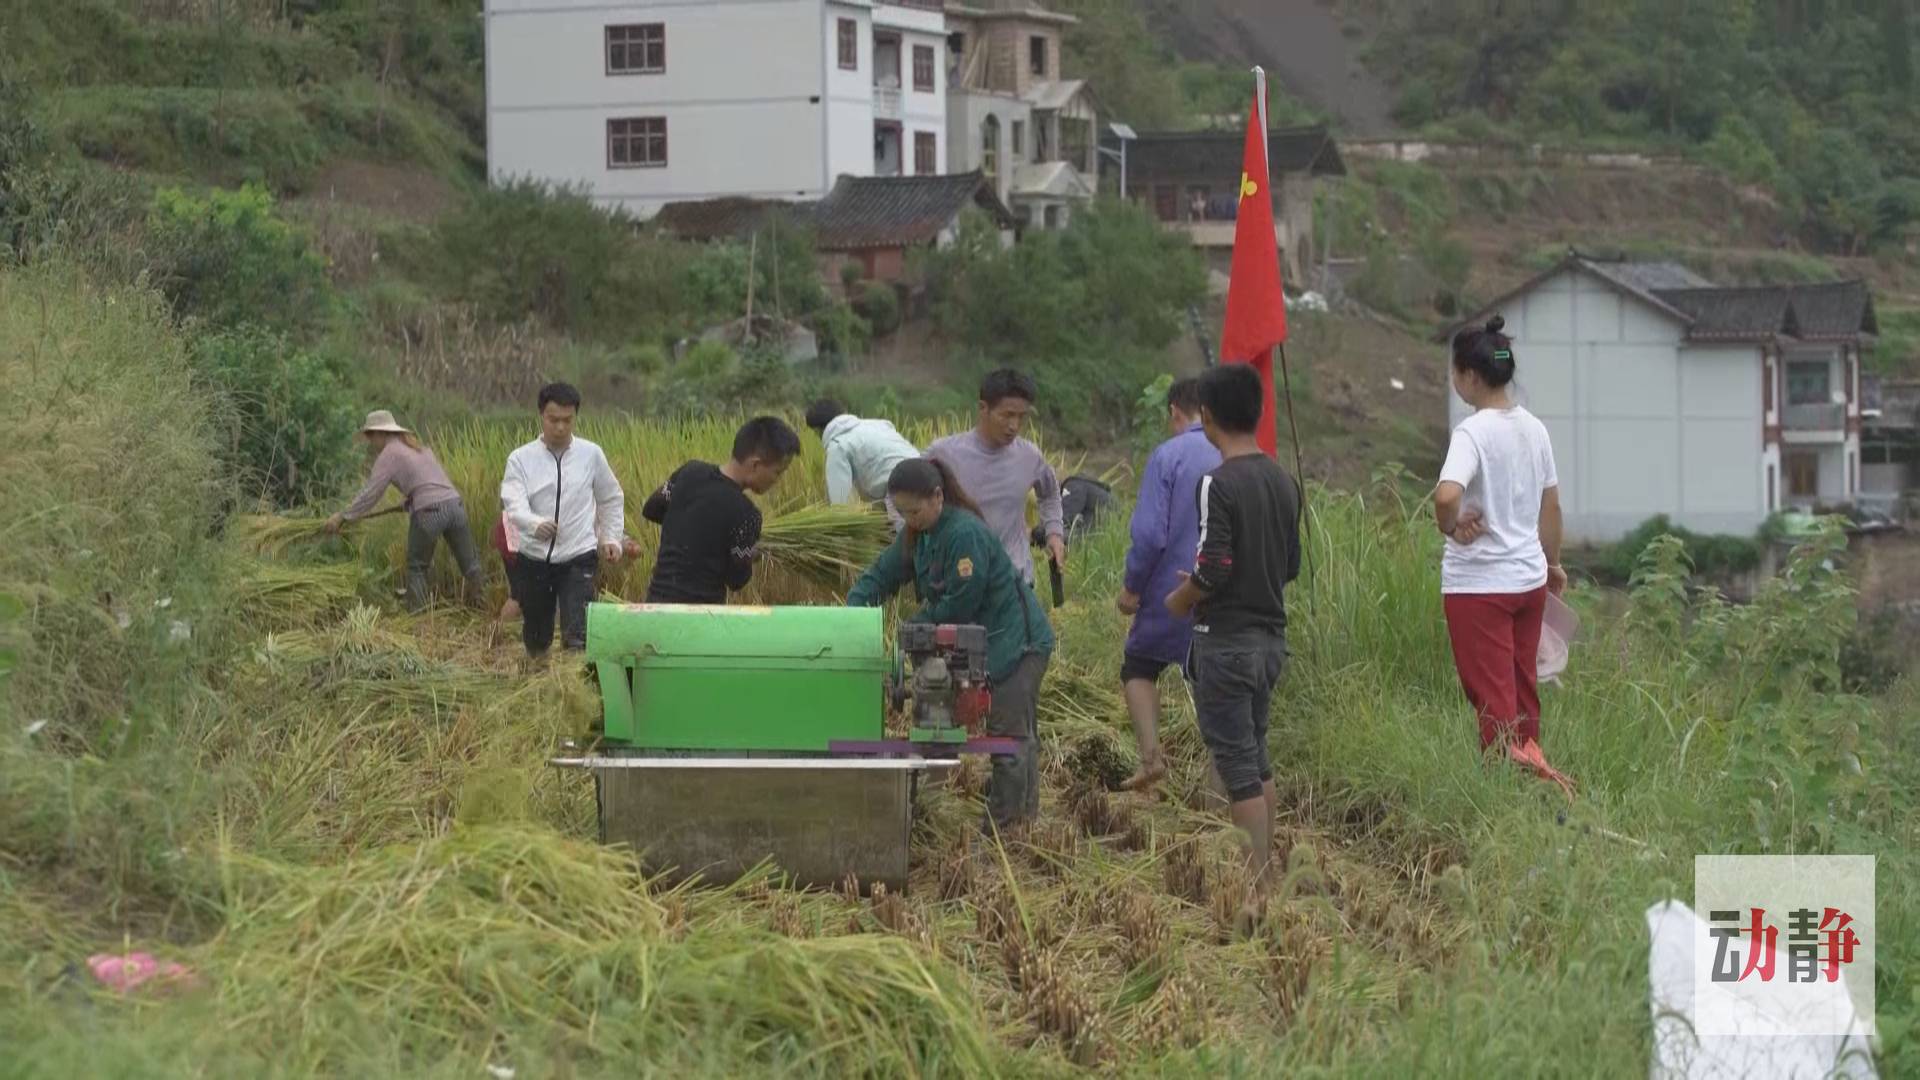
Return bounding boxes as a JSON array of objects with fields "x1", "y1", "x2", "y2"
[
  {"x1": 88, "y1": 952, "x2": 196, "y2": 993},
  {"x1": 1507, "y1": 738, "x2": 1577, "y2": 801},
  {"x1": 1537, "y1": 592, "x2": 1580, "y2": 684}
]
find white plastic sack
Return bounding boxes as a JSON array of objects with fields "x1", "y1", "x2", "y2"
[
  {"x1": 1537, "y1": 592, "x2": 1579, "y2": 685},
  {"x1": 1645, "y1": 900, "x2": 1878, "y2": 1079}
]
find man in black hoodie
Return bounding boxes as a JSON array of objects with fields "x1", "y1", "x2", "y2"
[{"x1": 642, "y1": 416, "x2": 801, "y2": 604}]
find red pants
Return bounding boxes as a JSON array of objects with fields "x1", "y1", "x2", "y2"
[{"x1": 1444, "y1": 586, "x2": 1547, "y2": 750}]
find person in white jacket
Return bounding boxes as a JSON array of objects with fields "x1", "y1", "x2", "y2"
[
  {"x1": 805, "y1": 399, "x2": 920, "y2": 527},
  {"x1": 500, "y1": 382, "x2": 626, "y2": 657}
]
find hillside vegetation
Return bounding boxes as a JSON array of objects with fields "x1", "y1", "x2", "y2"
[{"x1": 1342, "y1": 0, "x2": 1920, "y2": 256}]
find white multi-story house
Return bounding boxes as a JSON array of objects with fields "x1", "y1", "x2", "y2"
[
  {"x1": 942, "y1": 0, "x2": 1098, "y2": 229},
  {"x1": 483, "y1": 0, "x2": 952, "y2": 217},
  {"x1": 1444, "y1": 255, "x2": 1878, "y2": 543}
]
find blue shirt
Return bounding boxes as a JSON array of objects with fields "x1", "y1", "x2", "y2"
[{"x1": 1122, "y1": 425, "x2": 1222, "y2": 663}]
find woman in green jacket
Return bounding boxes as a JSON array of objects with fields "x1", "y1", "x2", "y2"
[{"x1": 848, "y1": 457, "x2": 1055, "y2": 835}]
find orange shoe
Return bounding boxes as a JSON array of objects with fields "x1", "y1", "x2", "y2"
[{"x1": 1507, "y1": 739, "x2": 1576, "y2": 801}]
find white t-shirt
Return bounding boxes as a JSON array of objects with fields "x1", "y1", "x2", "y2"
[{"x1": 1438, "y1": 406, "x2": 1558, "y2": 594}]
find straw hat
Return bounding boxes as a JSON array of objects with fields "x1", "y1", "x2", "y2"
[{"x1": 359, "y1": 409, "x2": 411, "y2": 435}]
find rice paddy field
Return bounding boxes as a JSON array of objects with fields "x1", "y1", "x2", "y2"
[{"x1": 4, "y1": 266, "x2": 1918, "y2": 1077}]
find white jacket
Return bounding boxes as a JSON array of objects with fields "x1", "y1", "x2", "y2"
[
  {"x1": 821, "y1": 414, "x2": 921, "y2": 504},
  {"x1": 500, "y1": 436, "x2": 625, "y2": 563}
]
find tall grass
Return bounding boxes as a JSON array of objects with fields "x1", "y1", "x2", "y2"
[{"x1": 5, "y1": 265, "x2": 1917, "y2": 1076}]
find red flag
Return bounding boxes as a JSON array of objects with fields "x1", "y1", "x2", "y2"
[{"x1": 1219, "y1": 68, "x2": 1288, "y2": 458}]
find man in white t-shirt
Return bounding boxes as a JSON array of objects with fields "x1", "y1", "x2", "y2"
[{"x1": 1432, "y1": 316, "x2": 1572, "y2": 795}]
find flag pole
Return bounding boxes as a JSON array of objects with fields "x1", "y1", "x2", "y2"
[{"x1": 1276, "y1": 341, "x2": 1313, "y2": 566}]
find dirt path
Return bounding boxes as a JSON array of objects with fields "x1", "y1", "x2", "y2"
[{"x1": 1153, "y1": 0, "x2": 1397, "y2": 135}]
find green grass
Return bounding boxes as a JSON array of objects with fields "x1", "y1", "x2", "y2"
[
  {"x1": 39, "y1": 80, "x2": 477, "y2": 192},
  {"x1": 4, "y1": 237, "x2": 1918, "y2": 1076},
  {"x1": 1871, "y1": 307, "x2": 1920, "y2": 376}
]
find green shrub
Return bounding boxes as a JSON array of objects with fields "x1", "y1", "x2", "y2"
[
  {"x1": 191, "y1": 327, "x2": 358, "y2": 508},
  {"x1": 855, "y1": 282, "x2": 901, "y2": 337},
  {"x1": 920, "y1": 199, "x2": 1203, "y2": 442},
  {"x1": 622, "y1": 342, "x2": 668, "y2": 376},
  {"x1": 1600, "y1": 514, "x2": 1762, "y2": 583},
  {"x1": 148, "y1": 183, "x2": 332, "y2": 332},
  {"x1": 428, "y1": 180, "x2": 703, "y2": 343}
]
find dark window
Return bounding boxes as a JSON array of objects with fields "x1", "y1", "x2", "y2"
[
  {"x1": 1153, "y1": 184, "x2": 1177, "y2": 222},
  {"x1": 606, "y1": 24, "x2": 665, "y2": 74},
  {"x1": 1029, "y1": 35, "x2": 1047, "y2": 77},
  {"x1": 1763, "y1": 357, "x2": 1774, "y2": 413},
  {"x1": 1787, "y1": 360, "x2": 1830, "y2": 406},
  {"x1": 913, "y1": 44, "x2": 935, "y2": 91},
  {"x1": 608, "y1": 117, "x2": 667, "y2": 168},
  {"x1": 915, "y1": 131, "x2": 936, "y2": 175},
  {"x1": 1011, "y1": 120, "x2": 1024, "y2": 156},
  {"x1": 981, "y1": 116, "x2": 999, "y2": 178},
  {"x1": 838, "y1": 19, "x2": 858, "y2": 70},
  {"x1": 1766, "y1": 464, "x2": 1776, "y2": 511}
]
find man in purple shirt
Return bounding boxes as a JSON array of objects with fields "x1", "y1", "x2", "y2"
[
  {"x1": 927, "y1": 369, "x2": 1065, "y2": 587},
  {"x1": 1116, "y1": 377, "x2": 1220, "y2": 791}
]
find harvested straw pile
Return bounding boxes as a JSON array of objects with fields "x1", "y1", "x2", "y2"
[
  {"x1": 212, "y1": 826, "x2": 1003, "y2": 1074},
  {"x1": 233, "y1": 563, "x2": 362, "y2": 626}
]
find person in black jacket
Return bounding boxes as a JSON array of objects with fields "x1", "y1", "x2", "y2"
[
  {"x1": 1163, "y1": 365, "x2": 1301, "y2": 919},
  {"x1": 642, "y1": 417, "x2": 801, "y2": 604}
]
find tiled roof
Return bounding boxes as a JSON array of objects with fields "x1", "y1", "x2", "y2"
[
  {"x1": 1585, "y1": 259, "x2": 1714, "y2": 294},
  {"x1": 652, "y1": 196, "x2": 810, "y2": 241},
  {"x1": 1650, "y1": 281, "x2": 1877, "y2": 341},
  {"x1": 1010, "y1": 160, "x2": 1093, "y2": 199},
  {"x1": 810, "y1": 171, "x2": 1016, "y2": 250},
  {"x1": 1122, "y1": 125, "x2": 1346, "y2": 183},
  {"x1": 1022, "y1": 79, "x2": 1087, "y2": 111},
  {"x1": 1443, "y1": 253, "x2": 1876, "y2": 344}
]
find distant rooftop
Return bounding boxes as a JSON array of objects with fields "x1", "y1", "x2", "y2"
[
  {"x1": 1444, "y1": 253, "x2": 1877, "y2": 344},
  {"x1": 810, "y1": 171, "x2": 1015, "y2": 250}
]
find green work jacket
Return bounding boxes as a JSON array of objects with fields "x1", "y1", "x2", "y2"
[{"x1": 847, "y1": 507, "x2": 1053, "y2": 683}]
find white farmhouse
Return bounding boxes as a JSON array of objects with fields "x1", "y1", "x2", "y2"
[
  {"x1": 483, "y1": 0, "x2": 952, "y2": 217},
  {"x1": 1445, "y1": 255, "x2": 1878, "y2": 543}
]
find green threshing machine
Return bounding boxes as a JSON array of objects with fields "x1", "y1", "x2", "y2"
[{"x1": 551, "y1": 602, "x2": 1009, "y2": 894}]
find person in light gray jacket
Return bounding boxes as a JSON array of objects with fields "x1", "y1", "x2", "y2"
[{"x1": 805, "y1": 398, "x2": 921, "y2": 527}]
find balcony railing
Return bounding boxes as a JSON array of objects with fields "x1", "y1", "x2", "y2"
[
  {"x1": 874, "y1": 0, "x2": 944, "y2": 9},
  {"x1": 873, "y1": 86, "x2": 902, "y2": 120},
  {"x1": 1783, "y1": 402, "x2": 1845, "y2": 431}
]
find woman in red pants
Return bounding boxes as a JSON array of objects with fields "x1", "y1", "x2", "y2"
[{"x1": 1433, "y1": 316, "x2": 1571, "y2": 791}]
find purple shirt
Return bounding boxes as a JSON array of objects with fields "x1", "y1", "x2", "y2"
[
  {"x1": 927, "y1": 431, "x2": 1063, "y2": 586},
  {"x1": 344, "y1": 442, "x2": 460, "y2": 520},
  {"x1": 1122, "y1": 425, "x2": 1221, "y2": 664}
]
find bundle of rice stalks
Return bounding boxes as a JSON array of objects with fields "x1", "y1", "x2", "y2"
[
  {"x1": 212, "y1": 825, "x2": 1002, "y2": 1074},
  {"x1": 755, "y1": 505, "x2": 894, "y2": 587},
  {"x1": 233, "y1": 563, "x2": 363, "y2": 626},
  {"x1": 234, "y1": 513, "x2": 336, "y2": 557}
]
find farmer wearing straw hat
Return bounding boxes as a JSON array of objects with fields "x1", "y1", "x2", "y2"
[{"x1": 326, "y1": 410, "x2": 485, "y2": 613}]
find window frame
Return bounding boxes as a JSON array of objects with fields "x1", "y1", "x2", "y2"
[
  {"x1": 838, "y1": 18, "x2": 858, "y2": 71},
  {"x1": 605, "y1": 23, "x2": 665, "y2": 76},
  {"x1": 914, "y1": 131, "x2": 937, "y2": 175},
  {"x1": 607, "y1": 116, "x2": 668, "y2": 169},
  {"x1": 1028, "y1": 35, "x2": 1047, "y2": 77},
  {"x1": 912, "y1": 43, "x2": 935, "y2": 92},
  {"x1": 1786, "y1": 359, "x2": 1831, "y2": 407},
  {"x1": 1011, "y1": 119, "x2": 1024, "y2": 156}
]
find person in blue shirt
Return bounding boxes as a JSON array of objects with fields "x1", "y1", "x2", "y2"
[
  {"x1": 1115, "y1": 377, "x2": 1221, "y2": 792},
  {"x1": 848, "y1": 457, "x2": 1055, "y2": 835}
]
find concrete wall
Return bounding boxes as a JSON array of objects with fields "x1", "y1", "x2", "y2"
[
  {"x1": 824, "y1": 1, "x2": 875, "y2": 186},
  {"x1": 1449, "y1": 269, "x2": 1767, "y2": 542},
  {"x1": 486, "y1": 0, "x2": 883, "y2": 214},
  {"x1": 947, "y1": 90, "x2": 1029, "y2": 205}
]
